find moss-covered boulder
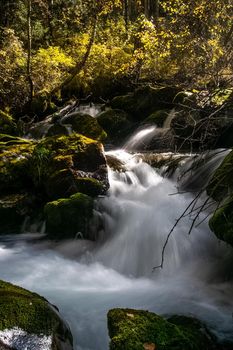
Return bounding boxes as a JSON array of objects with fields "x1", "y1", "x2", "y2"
[
  {"x1": 143, "y1": 109, "x2": 172, "y2": 127},
  {"x1": 206, "y1": 150, "x2": 233, "y2": 202},
  {"x1": 97, "y1": 109, "x2": 133, "y2": 142},
  {"x1": 0, "y1": 133, "x2": 108, "y2": 234},
  {"x1": 44, "y1": 192, "x2": 94, "y2": 239},
  {"x1": 209, "y1": 196, "x2": 233, "y2": 246},
  {"x1": 111, "y1": 86, "x2": 181, "y2": 121},
  {"x1": 108, "y1": 309, "x2": 216, "y2": 350},
  {"x1": 0, "y1": 135, "x2": 35, "y2": 195},
  {"x1": 61, "y1": 112, "x2": 107, "y2": 141},
  {"x1": 30, "y1": 133, "x2": 109, "y2": 199},
  {"x1": 0, "y1": 280, "x2": 73, "y2": 350},
  {"x1": 0, "y1": 111, "x2": 17, "y2": 135}
]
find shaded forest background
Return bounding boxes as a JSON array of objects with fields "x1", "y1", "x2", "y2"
[{"x1": 0, "y1": 0, "x2": 232, "y2": 115}]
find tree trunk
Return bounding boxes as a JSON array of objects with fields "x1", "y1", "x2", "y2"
[
  {"x1": 51, "y1": 14, "x2": 98, "y2": 96},
  {"x1": 27, "y1": 0, "x2": 33, "y2": 104}
]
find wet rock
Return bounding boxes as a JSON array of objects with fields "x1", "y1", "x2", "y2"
[
  {"x1": 0, "y1": 280, "x2": 73, "y2": 350},
  {"x1": 44, "y1": 192, "x2": 94, "y2": 239},
  {"x1": 108, "y1": 308, "x2": 217, "y2": 350}
]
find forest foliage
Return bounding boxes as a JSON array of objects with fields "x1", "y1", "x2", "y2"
[{"x1": 0, "y1": 0, "x2": 232, "y2": 113}]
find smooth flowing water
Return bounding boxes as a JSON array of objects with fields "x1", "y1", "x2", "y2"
[{"x1": 0, "y1": 134, "x2": 233, "y2": 349}]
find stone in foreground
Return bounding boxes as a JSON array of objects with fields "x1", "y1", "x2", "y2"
[
  {"x1": 0, "y1": 280, "x2": 73, "y2": 350},
  {"x1": 108, "y1": 308, "x2": 217, "y2": 350}
]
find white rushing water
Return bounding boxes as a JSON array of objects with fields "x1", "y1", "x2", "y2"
[{"x1": 0, "y1": 149, "x2": 233, "y2": 350}]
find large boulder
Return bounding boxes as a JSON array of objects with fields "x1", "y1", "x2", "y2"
[
  {"x1": 61, "y1": 112, "x2": 107, "y2": 141},
  {"x1": 97, "y1": 109, "x2": 133, "y2": 143},
  {"x1": 108, "y1": 308, "x2": 217, "y2": 350},
  {"x1": 0, "y1": 280, "x2": 73, "y2": 350},
  {"x1": 143, "y1": 109, "x2": 172, "y2": 127},
  {"x1": 110, "y1": 86, "x2": 181, "y2": 121},
  {"x1": 44, "y1": 192, "x2": 94, "y2": 239},
  {"x1": 209, "y1": 196, "x2": 233, "y2": 247},
  {"x1": 206, "y1": 150, "x2": 233, "y2": 202},
  {"x1": 31, "y1": 133, "x2": 109, "y2": 200},
  {"x1": 0, "y1": 133, "x2": 109, "y2": 234}
]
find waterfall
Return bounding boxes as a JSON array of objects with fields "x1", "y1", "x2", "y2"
[{"x1": 0, "y1": 133, "x2": 232, "y2": 349}]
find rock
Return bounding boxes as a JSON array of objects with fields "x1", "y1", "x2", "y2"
[
  {"x1": 0, "y1": 135, "x2": 35, "y2": 195},
  {"x1": 47, "y1": 123, "x2": 69, "y2": 137},
  {"x1": 143, "y1": 109, "x2": 171, "y2": 127},
  {"x1": 209, "y1": 196, "x2": 233, "y2": 247},
  {"x1": 0, "y1": 111, "x2": 17, "y2": 136},
  {"x1": 61, "y1": 112, "x2": 107, "y2": 141},
  {"x1": 0, "y1": 280, "x2": 73, "y2": 350},
  {"x1": 111, "y1": 86, "x2": 181, "y2": 121},
  {"x1": 0, "y1": 133, "x2": 108, "y2": 235},
  {"x1": 108, "y1": 308, "x2": 217, "y2": 350},
  {"x1": 44, "y1": 193, "x2": 94, "y2": 239},
  {"x1": 31, "y1": 133, "x2": 109, "y2": 200},
  {"x1": 97, "y1": 109, "x2": 133, "y2": 143},
  {"x1": 206, "y1": 150, "x2": 233, "y2": 202},
  {"x1": 0, "y1": 193, "x2": 38, "y2": 234}
]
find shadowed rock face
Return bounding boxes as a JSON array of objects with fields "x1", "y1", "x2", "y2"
[{"x1": 0, "y1": 280, "x2": 73, "y2": 350}]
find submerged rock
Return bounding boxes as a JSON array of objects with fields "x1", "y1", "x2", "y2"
[
  {"x1": 44, "y1": 192, "x2": 94, "y2": 239},
  {"x1": 0, "y1": 280, "x2": 73, "y2": 350},
  {"x1": 108, "y1": 308, "x2": 217, "y2": 350}
]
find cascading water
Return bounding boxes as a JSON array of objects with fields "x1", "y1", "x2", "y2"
[{"x1": 0, "y1": 127, "x2": 233, "y2": 349}]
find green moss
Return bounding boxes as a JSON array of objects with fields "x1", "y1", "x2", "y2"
[
  {"x1": 209, "y1": 196, "x2": 233, "y2": 246},
  {"x1": 108, "y1": 309, "x2": 216, "y2": 350},
  {"x1": 206, "y1": 150, "x2": 233, "y2": 202},
  {"x1": 62, "y1": 112, "x2": 107, "y2": 141},
  {"x1": 0, "y1": 280, "x2": 61, "y2": 335},
  {"x1": 110, "y1": 86, "x2": 181, "y2": 121},
  {"x1": 143, "y1": 110, "x2": 171, "y2": 127},
  {"x1": 0, "y1": 110, "x2": 17, "y2": 135},
  {"x1": 97, "y1": 109, "x2": 132, "y2": 140},
  {"x1": 44, "y1": 192, "x2": 94, "y2": 239}
]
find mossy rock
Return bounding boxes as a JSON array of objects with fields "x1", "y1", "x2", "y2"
[
  {"x1": 97, "y1": 109, "x2": 132, "y2": 141},
  {"x1": 0, "y1": 111, "x2": 17, "y2": 136},
  {"x1": 47, "y1": 123, "x2": 69, "y2": 137},
  {"x1": 209, "y1": 196, "x2": 233, "y2": 246},
  {"x1": 62, "y1": 112, "x2": 107, "y2": 141},
  {"x1": 108, "y1": 308, "x2": 216, "y2": 350},
  {"x1": 30, "y1": 133, "x2": 108, "y2": 199},
  {"x1": 0, "y1": 136, "x2": 35, "y2": 195},
  {"x1": 0, "y1": 280, "x2": 73, "y2": 350},
  {"x1": 206, "y1": 150, "x2": 233, "y2": 202},
  {"x1": 111, "y1": 86, "x2": 181, "y2": 121},
  {"x1": 143, "y1": 109, "x2": 171, "y2": 127},
  {"x1": 44, "y1": 192, "x2": 94, "y2": 239}
]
